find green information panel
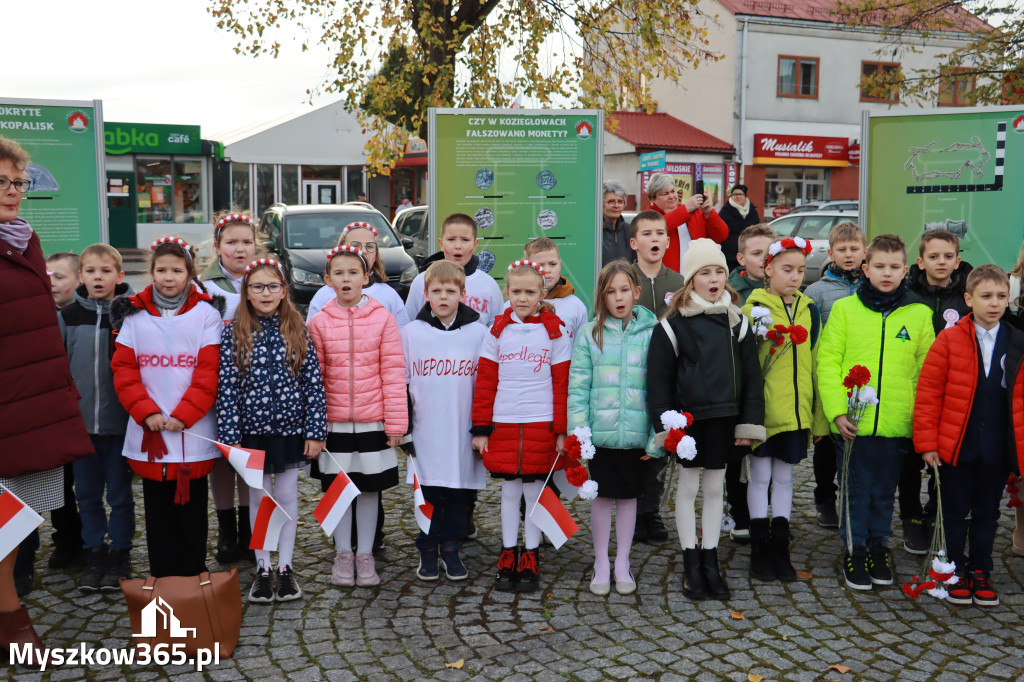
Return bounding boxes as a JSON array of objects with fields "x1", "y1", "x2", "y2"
[
  {"x1": 862, "y1": 106, "x2": 1024, "y2": 269},
  {"x1": 0, "y1": 98, "x2": 106, "y2": 254},
  {"x1": 428, "y1": 108, "x2": 603, "y2": 311}
]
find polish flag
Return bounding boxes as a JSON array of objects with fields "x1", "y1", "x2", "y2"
[
  {"x1": 551, "y1": 470, "x2": 580, "y2": 501},
  {"x1": 0, "y1": 488, "x2": 43, "y2": 560},
  {"x1": 528, "y1": 487, "x2": 579, "y2": 549},
  {"x1": 408, "y1": 458, "x2": 434, "y2": 534},
  {"x1": 250, "y1": 496, "x2": 288, "y2": 551},
  {"x1": 313, "y1": 469, "x2": 360, "y2": 536},
  {"x1": 214, "y1": 443, "x2": 266, "y2": 489}
]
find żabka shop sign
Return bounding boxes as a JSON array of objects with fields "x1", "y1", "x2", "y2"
[
  {"x1": 105, "y1": 122, "x2": 201, "y2": 155},
  {"x1": 752, "y1": 134, "x2": 850, "y2": 167}
]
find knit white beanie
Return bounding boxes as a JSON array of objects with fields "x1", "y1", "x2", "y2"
[{"x1": 682, "y1": 238, "x2": 728, "y2": 283}]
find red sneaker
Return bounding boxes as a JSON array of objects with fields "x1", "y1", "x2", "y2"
[
  {"x1": 945, "y1": 572, "x2": 972, "y2": 606},
  {"x1": 971, "y1": 571, "x2": 999, "y2": 607}
]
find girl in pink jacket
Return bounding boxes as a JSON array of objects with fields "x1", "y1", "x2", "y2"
[{"x1": 308, "y1": 245, "x2": 407, "y2": 587}]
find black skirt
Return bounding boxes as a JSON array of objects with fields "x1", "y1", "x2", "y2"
[
  {"x1": 679, "y1": 416, "x2": 748, "y2": 470},
  {"x1": 588, "y1": 447, "x2": 644, "y2": 499},
  {"x1": 751, "y1": 429, "x2": 809, "y2": 464},
  {"x1": 241, "y1": 434, "x2": 307, "y2": 475}
]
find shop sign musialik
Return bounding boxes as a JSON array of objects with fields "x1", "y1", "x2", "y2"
[{"x1": 753, "y1": 134, "x2": 850, "y2": 167}]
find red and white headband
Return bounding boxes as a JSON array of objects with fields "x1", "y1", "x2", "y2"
[
  {"x1": 342, "y1": 221, "x2": 378, "y2": 237},
  {"x1": 215, "y1": 213, "x2": 253, "y2": 238},
  {"x1": 326, "y1": 244, "x2": 368, "y2": 270},
  {"x1": 507, "y1": 260, "x2": 546, "y2": 276},
  {"x1": 150, "y1": 236, "x2": 193, "y2": 260},
  {"x1": 243, "y1": 258, "x2": 283, "y2": 275},
  {"x1": 765, "y1": 237, "x2": 812, "y2": 266}
]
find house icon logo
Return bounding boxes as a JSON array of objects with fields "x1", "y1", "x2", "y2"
[{"x1": 134, "y1": 597, "x2": 197, "y2": 638}]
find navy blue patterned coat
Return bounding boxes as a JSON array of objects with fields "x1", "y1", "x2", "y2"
[{"x1": 216, "y1": 315, "x2": 328, "y2": 444}]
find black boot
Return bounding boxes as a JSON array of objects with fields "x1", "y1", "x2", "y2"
[
  {"x1": 494, "y1": 547, "x2": 518, "y2": 592},
  {"x1": 749, "y1": 518, "x2": 775, "y2": 581},
  {"x1": 771, "y1": 517, "x2": 797, "y2": 582},
  {"x1": 681, "y1": 548, "x2": 706, "y2": 600},
  {"x1": 515, "y1": 547, "x2": 540, "y2": 592},
  {"x1": 100, "y1": 548, "x2": 132, "y2": 592},
  {"x1": 14, "y1": 530, "x2": 38, "y2": 597},
  {"x1": 700, "y1": 547, "x2": 730, "y2": 600},
  {"x1": 78, "y1": 545, "x2": 107, "y2": 593},
  {"x1": 645, "y1": 512, "x2": 669, "y2": 543},
  {"x1": 633, "y1": 512, "x2": 649, "y2": 544},
  {"x1": 215, "y1": 508, "x2": 239, "y2": 564},
  {"x1": 237, "y1": 506, "x2": 256, "y2": 562}
]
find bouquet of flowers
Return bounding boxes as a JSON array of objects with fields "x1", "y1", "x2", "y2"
[
  {"x1": 751, "y1": 308, "x2": 809, "y2": 376},
  {"x1": 837, "y1": 365, "x2": 878, "y2": 553},
  {"x1": 661, "y1": 411, "x2": 698, "y2": 460},
  {"x1": 902, "y1": 463, "x2": 958, "y2": 600},
  {"x1": 562, "y1": 426, "x2": 598, "y2": 500}
]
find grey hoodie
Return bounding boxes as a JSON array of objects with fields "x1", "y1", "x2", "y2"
[{"x1": 58, "y1": 282, "x2": 134, "y2": 435}]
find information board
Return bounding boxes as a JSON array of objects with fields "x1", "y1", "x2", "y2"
[
  {"x1": 428, "y1": 108, "x2": 603, "y2": 311},
  {"x1": 861, "y1": 106, "x2": 1024, "y2": 269}
]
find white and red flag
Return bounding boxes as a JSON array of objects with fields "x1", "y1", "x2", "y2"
[
  {"x1": 551, "y1": 470, "x2": 580, "y2": 501},
  {"x1": 250, "y1": 496, "x2": 288, "y2": 551},
  {"x1": 213, "y1": 442, "x2": 266, "y2": 489},
  {"x1": 0, "y1": 487, "x2": 43, "y2": 559},
  {"x1": 408, "y1": 458, "x2": 434, "y2": 534},
  {"x1": 528, "y1": 486, "x2": 579, "y2": 549},
  {"x1": 313, "y1": 467, "x2": 360, "y2": 536}
]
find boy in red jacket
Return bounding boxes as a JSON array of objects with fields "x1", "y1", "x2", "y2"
[{"x1": 914, "y1": 264, "x2": 1024, "y2": 607}]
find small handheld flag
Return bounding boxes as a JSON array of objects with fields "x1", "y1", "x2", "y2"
[
  {"x1": 313, "y1": 453, "x2": 361, "y2": 536},
  {"x1": 408, "y1": 458, "x2": 434, "y2": 534},
  {"x1": 0, "y1": 487, "x2": 43, "y2": 560},
  {"x1": 528, "y1": 487, "x2": 579, "y2": 549},
  {"x1": 214, "y1": 443, "x2": 266, "y2": 489},
  {"x1": 250, "y1": 496, "x2": 288, "y2": 551}
]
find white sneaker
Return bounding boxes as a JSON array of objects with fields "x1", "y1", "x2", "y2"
[{"x1": 355, "y1": 552, "x2": 380, "y2": 586}]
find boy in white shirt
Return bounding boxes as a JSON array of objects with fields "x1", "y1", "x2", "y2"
[{"x1": 521, "y1": 237, "x2": 588, "y2": 341}]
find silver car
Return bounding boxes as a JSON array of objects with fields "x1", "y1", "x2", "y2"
[{"x1": 768, "y1": 210, "x2": 860, "y2": 285}]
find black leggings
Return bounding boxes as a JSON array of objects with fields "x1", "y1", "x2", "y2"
[{"x1": 142, "y1": 477, "x2": 209, "y2": 577}]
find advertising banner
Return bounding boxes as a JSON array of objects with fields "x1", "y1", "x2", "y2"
[
  {"x1": 104, "y1": 122, "x2": 201, "y2": 155},
  {"x1": 753, "y1": 134, "x2": 850, "y2": 167},
  {"x1": 428, "y1": 109, "x2": 603, "y2": 311},
  {"x1": 861, "y1": 106, "x2": 1024, "y2": 269},
  {"x1": 0, "y1": 98, "x2": 106, "y2": 253}
]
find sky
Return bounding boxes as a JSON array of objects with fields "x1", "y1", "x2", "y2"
[{"x1": 7, "y1": 0, "x2": 346, "y2": 138}]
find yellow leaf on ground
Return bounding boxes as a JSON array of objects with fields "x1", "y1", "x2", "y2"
[
  {"x1": 797, "y1": 570, "x2": 813, "y2": 579},
  {"x1": 539, "y1": 625, "x2": 553, "y2": 632},
  {"x1": 748, "y1": 674, "x2": 765, "y2": 682},
  {"x1": 828, "y1": 664, "x2": 852, "y2": 673},
  {"x1": 730, "y1": 611, "x2": 746, "y2": 620},
  {"x1": 444, "y1": 659, "x2": 464, "y2": 669}
]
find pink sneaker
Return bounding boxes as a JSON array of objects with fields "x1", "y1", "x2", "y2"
[
  {"x1": 331, "y1": 551, "x2": 355, "y2": 586},
  {"x1": 355, "y1": 552, "x2": 380, "y2": 586}
]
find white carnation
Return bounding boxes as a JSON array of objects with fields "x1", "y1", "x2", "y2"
[
  {"x1": 676, "y1": 435, "x2": 698, "y2": 461},
  {"x1": 932, "y1": 556, "x2": 956, "y2": 574},
  {"x1": 580, "y1": 442, "x2": 597, "y2": 461},
  {"x1": 579, "y1": 480, "x2": 599, "y2": 500},
  {"x1": 926, "y1": 586, "x2": 948, "y2": 599},
  {"x1": 573, "y1": 426, "x2": 592, "y2": 441},
  {"x1": 661, "y1": 410, "x2": 688, "y2": 430},
  {"x1": 859, "y1": 386, "x2": 879, "y2": 406}
]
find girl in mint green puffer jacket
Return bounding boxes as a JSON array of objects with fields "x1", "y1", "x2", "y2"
[{"x1": 568, "y1": 262, "x2": 658, "y2": 597}]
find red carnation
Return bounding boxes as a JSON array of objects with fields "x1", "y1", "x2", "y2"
[
  {"x1": 681, "y1": 412, "x2": 694, "y2": 427},
  {"x1": 769, "y1": 347, "x2": 777, "y2": 355},
  {"x1": 664, "y1": 428, "x2": 684, "y2": 452},
  {"x1": 788, "y1": 325, "x2": 808, "y2": 345},
  {"x1": 780, "y1": 237, "x2": 796, "y2": 249},
  {"x1": 846, "y1": 365, "x2": 871, "y2": 388},
  {"x1": 765, "y1": 329, "x2": 778, "y2": 341},
  {"x1": 564, "y1": 435, "x2": 582, "y2": 463},
  {"x1": 566, "y1": 465, "x2": 589, "y2": 487}
]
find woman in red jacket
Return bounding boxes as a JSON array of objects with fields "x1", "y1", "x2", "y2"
[
  {"x1": 111, "y1": 237, "x2": 224, "y2": 578},
  {"x1": 646, "y1": 173, "x2": 728, "y2": 273},
  {"x1": 0, "y1": 137, "x2": 92, "y2": 667}
]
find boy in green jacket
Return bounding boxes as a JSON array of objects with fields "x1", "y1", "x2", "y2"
[
  {"x1": 728, "y1": 224, "x2": 775, "y2": 305},
  {"x1": 817, "y1": 234, "x2": 934, "y2": 592}
]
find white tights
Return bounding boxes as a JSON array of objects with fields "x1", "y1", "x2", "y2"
[
  {"x1": 674, "y1": 467, "x2": 726, "y2": 550},
  {"x1": 248, "y1": 468, "x2": 299, "y2": 571},
  {"x1": 332, "y1": 491, "x2": 379, "y2": 556},
  {"x1": 747, "y1": 456, "x2": 794, "y2": 519},
  {"x1": 500, "y1": 479, "x2": 545, "y2": 549}
]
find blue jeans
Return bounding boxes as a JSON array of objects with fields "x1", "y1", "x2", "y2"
[
  {"x1": 73, "y1": 434, "x2": 135, "y2": 550},
  {"x1": 836, "y1": 435, "x2": 908, "y2": 548}
]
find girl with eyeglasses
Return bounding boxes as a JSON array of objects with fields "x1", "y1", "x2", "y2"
[
  {"x1": 306, "y1": 222, "x2": 411, "y2": 328},
  {"x1": 216, "y1": 259, "x2": 327, "y2": 603}
]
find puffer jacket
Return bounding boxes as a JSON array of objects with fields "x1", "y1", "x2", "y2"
[
  {"x1": 743, "y1": 288, "x2": 828, "y2": 439},
  {"x1": 568, "y1": 305, "x2": 657, "y2": 452},
  {"x1": 903, "y1": 260, "x2": 973, "y2": 335},
  {"x1": 914, "y1": 315, "x2": 1024, "y2": 471},
  {"x1": 728, "y1": 267, "x2": 764, "y2": 305},
  {"x1": 0, "y1": 231, "x2": 93, "y2": 477},
  {"x1": 650, "y1": 203, "x2": 729, "y2": 274},
  {"x1": 646, "y1": 292, "x2": 765, "y2": 442},
  {"x1": 804, "y1": 264, "x2": 861, "y2": 323},
  {"x1": 308, "y1": 295, "x2": 407, "y2": 435},
  {"x1": 217, "y1": 315, "x2": 328, "y2": 445},
  {"x1": 59, "y1": 282, "x2": 134, "y2": 435},
  {"x1": 817, "y1": 295, "x2": 934, "y2": 438}
]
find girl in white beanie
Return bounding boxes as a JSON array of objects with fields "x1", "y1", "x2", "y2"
[{"x1": 645, "y1": 239, "x2": 766, "y2": 601}]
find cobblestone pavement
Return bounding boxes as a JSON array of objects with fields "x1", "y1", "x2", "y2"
[{"x1": 7, "y1": 455, "x2": 1024, "y2": 681}]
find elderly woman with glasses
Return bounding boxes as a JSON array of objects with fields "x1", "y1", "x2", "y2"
[
  {"x1": 601, "y1": 180, "x2": 635, "y2": 267},
  {"x1": 0, "y1": 135, "x2": 93, "y2": 667},
  {"x1": 718, "y1": 184, "x2": 762, "y2": 271},
  {"x1": 645, "y1": 173, "x2": 727, "y2": 274}
]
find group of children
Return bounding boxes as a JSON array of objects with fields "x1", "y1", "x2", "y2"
[{"x1": 41, "y1": 202, "x2": 1024, "y2": 610}]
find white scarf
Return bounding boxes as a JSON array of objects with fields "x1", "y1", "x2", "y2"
[{"x1": 728, "y1": 196, "x2": 750, "y2": 219}]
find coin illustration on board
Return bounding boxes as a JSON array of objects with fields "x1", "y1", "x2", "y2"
[
  {"x1": 474, "y1": 208, "x2": 496, "y2": 230},
  {"x1": 475, "y1": 168, "x2": 494, "y2": 190},
  {"x1": 536, "y1": 170, "x2": 557, "y2": 191},
  {"x1": 537, "y1": 210, "x2": 558, "y2": 231}
]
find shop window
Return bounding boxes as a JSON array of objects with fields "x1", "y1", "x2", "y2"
[
  {"x1": 939, "y1": 66, "x2": 976, "y2": 106},
  {"x1": 860, "y1": 62, "x2": 900, "y2": 103},
  {"x1": 173, "y1": 159, "x2": 205, "y2": 224},
  {"x1": 281, "y1": 165, "x2": 299, "y2": 205},
  {"x1": 346, "y1": 167, "x2": 364, "y2": 201},
  {"x1": 231, "y1": 162, "x2": 251, "y2": 211},
  {"x1": 764, "y1": 167, "x2": 828, "y2": 212},
  {"x1": 778, "y1": 56, "x2": 819, "y2": 99},
  {"x1": 136, "y1": 157, "x2": 173, "y2": 223},
  {"x1": 255, "y1": 163, "x2": 276, "y2": 216}
]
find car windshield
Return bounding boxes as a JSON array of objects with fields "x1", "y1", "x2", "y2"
[{"x1": 284, "y1": 212, "x2": 400, "y2": 250}]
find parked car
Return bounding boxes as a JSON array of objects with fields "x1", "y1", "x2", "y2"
[
  {"x1": 786, "y1": 199, "x2": 859, "y2": 215},
  {"x1": 259, "y1": 203, "x2": 418, "y2": 309},
  {"x1": 391, "y1": 204, "x2": 431, "y2": 265},
  {"x1": 768, "y1": 210, "x2": 859, "y2": 285}
]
